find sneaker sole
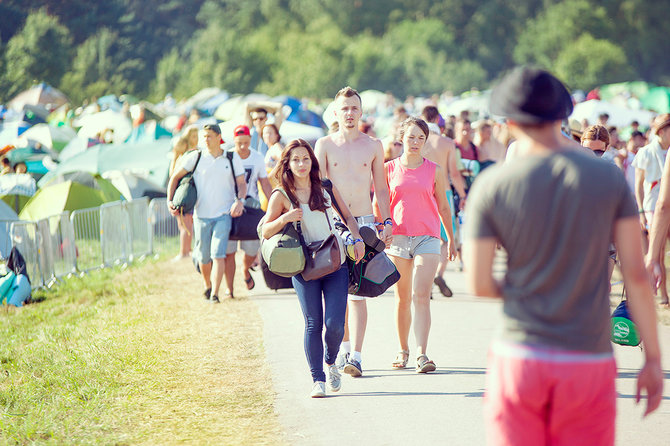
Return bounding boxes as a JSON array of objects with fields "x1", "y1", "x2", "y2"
[
  {"x1": 311, "y1": 391, "x2": 326, "y2": 398},
  {"x1": 359, "y1": 226, "x2": 385, "y2": 253},
  {"x1": 343, "y1": 364, "x2": 362, "y2": 377}
]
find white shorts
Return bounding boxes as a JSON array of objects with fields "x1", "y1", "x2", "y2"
[{"x1": 226, "y1": 239, "x2": 261, "y2": 256}]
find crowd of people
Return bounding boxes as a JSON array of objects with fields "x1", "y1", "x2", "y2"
[{"x1": 166, "y1": 70, "x2": 664, "y2": 445}]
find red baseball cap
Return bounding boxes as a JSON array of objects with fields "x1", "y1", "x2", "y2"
[{"x1": 234, "y1": 125, "x2": 251, "y2": 137}]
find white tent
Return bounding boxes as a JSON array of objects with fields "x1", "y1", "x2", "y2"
[
  {"x1": 75, "y1": 110, "x2": 133, "y2": 143},
  {"x1": 570, "y1": 100, "x2": 655, "y2": 128}
]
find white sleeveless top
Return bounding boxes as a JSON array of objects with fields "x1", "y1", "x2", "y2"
[{"x1": 298, "y1": 192, "x2": 345, "y2": 264}]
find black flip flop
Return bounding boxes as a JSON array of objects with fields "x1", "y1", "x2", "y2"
[{"x1": 359, "y1": 226, "x2": 385, "y2": 253}]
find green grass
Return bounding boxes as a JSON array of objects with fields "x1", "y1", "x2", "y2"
[{"x1": 0, "y1": 250, "x2": 285, "y2": 445}]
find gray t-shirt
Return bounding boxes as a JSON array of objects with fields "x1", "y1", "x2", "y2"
[{"x1": 466, "y1": 149, "x2": 637, "y2": 353}]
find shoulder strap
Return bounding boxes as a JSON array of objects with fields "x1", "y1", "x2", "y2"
[
  {"x1": 190, "y1": 150, "x2": 202, "y2": 173},
  {"x1": 321, "y1": 178, "x2": 343, "y2": 217},
  {"x1": 226, "y1": 151, "x2": 239, "y2": 197}
]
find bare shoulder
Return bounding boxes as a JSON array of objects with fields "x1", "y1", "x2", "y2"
[{"x1": 438, "y1": 134, "x2": 456, "y2": 151}]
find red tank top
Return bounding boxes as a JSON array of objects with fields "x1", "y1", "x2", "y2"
[{"x1": 385, "y1": 158, "x2": 440, "y2": 237}]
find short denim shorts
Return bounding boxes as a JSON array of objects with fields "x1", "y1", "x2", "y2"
[
  {"x1": 386, "y1": 234, "x2": 440, "y2": 259},
  {"x1": 193, "y1": 214, "x2": 232, "y2": 264}
]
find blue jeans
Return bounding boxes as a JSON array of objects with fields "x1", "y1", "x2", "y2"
[{"x1": 292, "y1": 265, "x2": 348, "y2": 382}]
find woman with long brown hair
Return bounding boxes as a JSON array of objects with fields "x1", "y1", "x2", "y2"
[{"x1": 262, "y1": 139, "x2": 364, "y2": 398}]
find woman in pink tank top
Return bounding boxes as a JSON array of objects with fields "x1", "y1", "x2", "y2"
[{"x1": 385, "y1": 117, "x2": 457, "y2": 373}]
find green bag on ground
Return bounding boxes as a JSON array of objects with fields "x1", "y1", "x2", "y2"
[{"x1": 259, "y1": 188, "x2": 305, "y2": 278}]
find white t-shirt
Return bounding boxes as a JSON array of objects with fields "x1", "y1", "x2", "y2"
[
  {"x1": 178, "y1": 149, "x2": 244, "y2": 218},
  {"x1": 228, "y1": 149, "x2": 267, "y2": 200},
  {"x1": 632, "y1": 139, "x2": 667, "y2": 212}
]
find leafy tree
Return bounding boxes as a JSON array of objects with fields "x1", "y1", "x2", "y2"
[
  {"x1": 2, "y1": 8, "x2": 72, "y2": 100},
  {"x1": 514, "y1": 0, "x2": 614, "y2": 69},
  {"x1": 60, "y1": 29, "x2": 133, "y2": 103},
  {"x1": 554, "y1": 33, "x2": 633, "y2": 91}
]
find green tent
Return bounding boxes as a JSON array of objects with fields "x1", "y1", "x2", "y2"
[
  {"x1": 19, "y1": 181, "x2": 121, "y2": 221},
  {"x1": 41, "y1": 172, "x2": 124, "y2": 203},
  {"x1": 0, "y1": 195, "x2": 31, "y2": 214},
  {"x1": 641, "y1": 87, "x2": 670, "y2": 113},
  {"x1": 599, "y1": 81, "x2": 654, "y2": 101}
]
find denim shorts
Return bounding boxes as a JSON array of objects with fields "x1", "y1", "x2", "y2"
[
  {"x1": 386, "y1": 234, "x2": 440, "y2": 259},
  {"x1": 226, "y1": 239, "x2": 260, "y2": 256},
  {"x1": 193, "y1": 214, "x2": 232, "y2": 264}
]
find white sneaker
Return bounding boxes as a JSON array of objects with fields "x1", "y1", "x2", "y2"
[
  {"x1": 310, "y1": 381, "x2": 326, "y2": 398},
  {"x1": 335, "y1": 352, "x2": 349, "y2": 371},
  {"x1": 327, "y1": 364, "x2": 341, "y2": 392}
]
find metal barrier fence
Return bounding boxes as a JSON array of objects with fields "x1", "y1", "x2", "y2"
[
  {"x1": 9, "y1": 221, "x2": 41, "y2": 288},
  {"x1": 2, "y1": 198, "x2": 181, "y2": 290},
  {"x1": 71, "y1": 206, "x2": 103, "y2": 273},
  {"x1": 149, "y1": 198, "x2": 179, "y2": 258}
]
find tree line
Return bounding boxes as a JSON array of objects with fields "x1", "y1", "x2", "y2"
[{"x1": 0, "y1": 0, "x2": 668, "y2": 105}]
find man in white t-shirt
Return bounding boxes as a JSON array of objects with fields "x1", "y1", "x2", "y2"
[
  {"x1": 633, "y1": 132, "x2": 668, "y2": 230},
  {"x1": 224, "y1": 125, "x2": 273, "y2": 295},
  {"x1": 167, "y1": 124, "x2": 247, "y2": 303}
]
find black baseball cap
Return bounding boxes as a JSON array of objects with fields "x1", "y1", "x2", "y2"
[{"x1": 490, "y1": 67, "x2": 573, "y2": 125}]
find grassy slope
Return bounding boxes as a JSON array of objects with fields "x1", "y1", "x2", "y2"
[{"x1": 0, "y1": 259, "x2": 286, "y2": 445}]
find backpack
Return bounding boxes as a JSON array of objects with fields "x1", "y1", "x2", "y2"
[{"x1": 172, "y1": 150, "x2": 202, "y2": 214}]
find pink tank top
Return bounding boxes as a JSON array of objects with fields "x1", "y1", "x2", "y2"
[{"x1": 386, "y1": 158, "x2": 440, "y2": 237}]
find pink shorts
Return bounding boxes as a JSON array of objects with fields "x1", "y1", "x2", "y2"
[{"x1": 484, "y1": 341, "x2": 616, "y2": 446}]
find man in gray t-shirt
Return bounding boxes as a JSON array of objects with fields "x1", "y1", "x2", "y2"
[
  {"x1": 464, "y1": 67, "x2": 662, "y2": 446},
  {"x1": 467, "y1": 149, "x2": 636, "y2": 353}
]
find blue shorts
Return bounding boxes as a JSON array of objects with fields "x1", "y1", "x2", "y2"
[
  {"x1": 193, "y1": 214, "x2": 232, "y2": 264},
  {"x1": 440, "y1": 189, "x2": 457, "y2": 242}
]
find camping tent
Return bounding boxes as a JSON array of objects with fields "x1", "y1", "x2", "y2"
[
  {"x1": 8, "y1": 83, "x2": 69, "y2": 111},
  {"x1": 102, "y1": 170, "x2": 166, "y2": 200},
  {"x1": 75, "y1": 110, "x2": 133, "y2": 143},
  {"x1": 125, "y1": 120, "x2": 172, "y2": 143},
  {"x1": 571, "y1": 99, "x2": 655, "y2": 128},
  {"x1": 0, "y1": 173, "x2": 37, "y2": 213},
  {"x1": 17, "y1": 123, "x2": 77, "y2": 151},
  {"x1": 641, "y1": 87, "x2": 670, "y2": 114},
  {"x1": 38, "y1": 139, "x2": 172, "y2": 188},
  {"x1": 42, "y1": 172, "x2": 124, "y2": 203},
  {"x1": 19, "y1": 181, "x2": 120, "y2": 222}
]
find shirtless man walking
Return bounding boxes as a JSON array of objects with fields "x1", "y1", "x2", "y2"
[
  {"x1": 421, "y1": 106, "x2": 467, "y2": 297},
  {"x1": 315, "y1": 86, "x2": 393, "y2": 377}
]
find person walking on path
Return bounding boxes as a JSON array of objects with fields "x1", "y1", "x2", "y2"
[
  {"x1": 245, "y1": 101, "x2": 284, "y2": 156},
  {"x1": 640, "y1": 114, "x2": 670, "y2": 307},
  {"x1": 420, "y1": 106, "x2": 466, "y2": 298},
  {"x1": 385, "y1": 117, "x2": 457, "y2": 372},
  {"x1": 633, "y1": 114, "x2": 670, "y2": 305},
  {"x1": 315, "y1": 86, "x2": 393, "y2": 377},
  {"x1": 464, "y1": 67, "x2": 662, "y2": 446},
  {"x1": 224, "y1": 125, "x2": 272, "y2": 298},
  {"x1": 167, "y1": 124, "x2": 247, "y2": 303},
  {"x1": 262, "y1": 139, "x2": 364, "y2": 398},
  {"x1": 169, "y1": 135, "x2": 194, "y2": 261}
]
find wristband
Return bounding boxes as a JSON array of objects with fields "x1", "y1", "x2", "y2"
[
  {"x1": 384, "y1": 218, "x2": 393, "y2": 226},
  {"x1": 353, "y1": 238, "x2": 363, "y2": 244}
]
